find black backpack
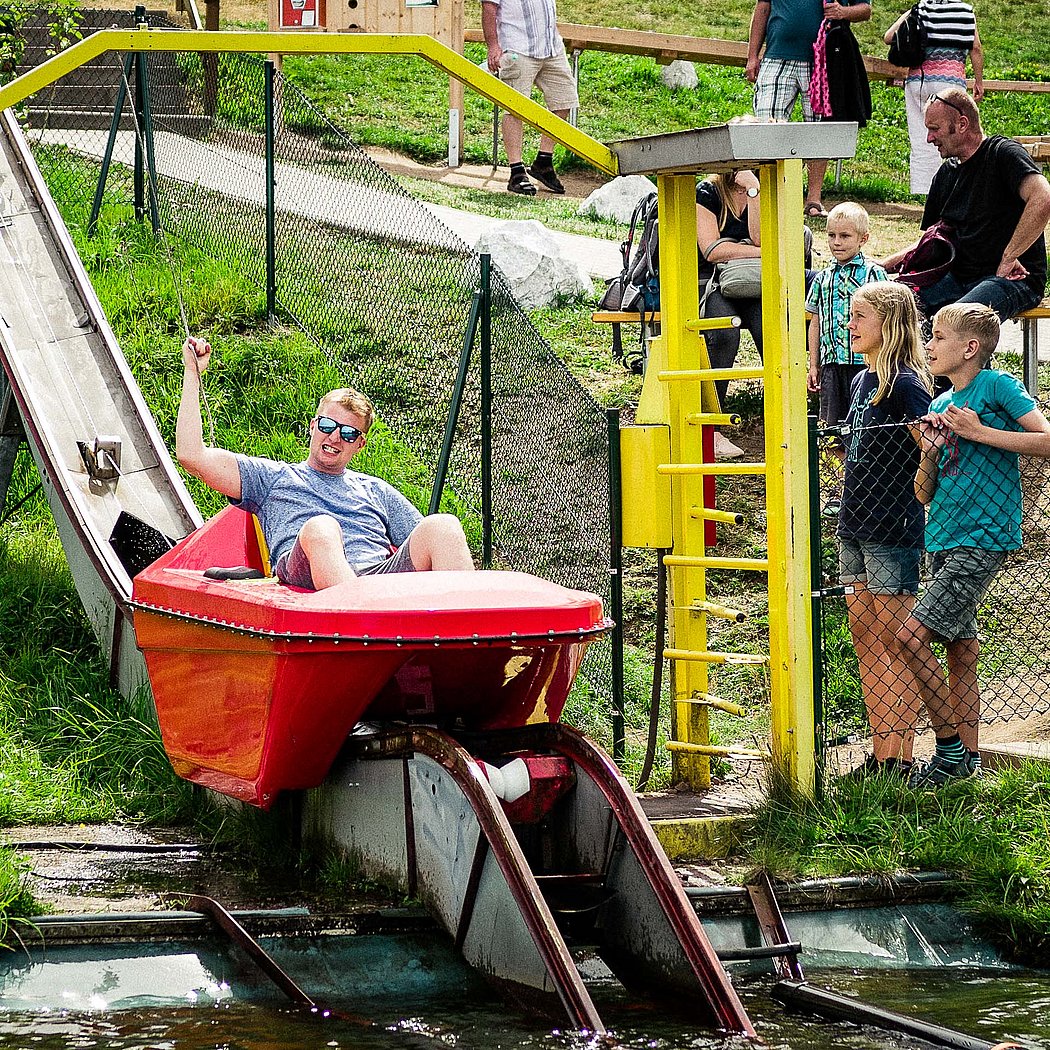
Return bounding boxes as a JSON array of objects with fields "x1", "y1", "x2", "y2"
[
  {"x1": 887, "y1": 4, "x2": 927, "y2": 68},
  {"x1": 598, "y1": 191, "x2": 659, "y2": 371}
]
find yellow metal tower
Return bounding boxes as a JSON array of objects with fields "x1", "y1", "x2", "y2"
[{"x1": 615, "y1": 123, "x2": 859, "y2": 798}]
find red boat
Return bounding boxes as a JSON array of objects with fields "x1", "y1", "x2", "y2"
[{"x1": 131, "y1": 506, "x2": 610, "y2": 808}]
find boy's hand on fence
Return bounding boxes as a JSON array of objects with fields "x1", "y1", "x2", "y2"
[{"x1": 942, "y1": 403, "x2": 983, "y2": 440}]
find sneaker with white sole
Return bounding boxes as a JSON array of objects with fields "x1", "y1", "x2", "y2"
[{"x1": 908, "y1": 751, "x2": 976, "y2": 788}]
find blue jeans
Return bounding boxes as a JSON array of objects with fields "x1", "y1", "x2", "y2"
[{"x1": 919, "y1": 272, "x2": 1042, "y2": 322}]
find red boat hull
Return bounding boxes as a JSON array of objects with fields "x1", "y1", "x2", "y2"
[{"x1": 132, "y1": 507, "x2": 609, "y2": 807}]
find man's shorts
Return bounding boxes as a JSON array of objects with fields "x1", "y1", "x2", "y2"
[
  {"x1": 499, "y1": 50, "x2": 579, "y2": 111},
  {"x1": 912, "y1": 546, "x2": 1009, "y2": 642},
  {"x1": 276, "y1": 535, "x2": 417, "y2": 591},
  {"x1": 839, "y1": 538, "x2": 922, "y2": 596},
  {"x1": 753, "y1": 58, "x2": 815, "y2": 122}
]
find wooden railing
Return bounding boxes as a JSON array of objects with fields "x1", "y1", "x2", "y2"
[{"x1": 464, "y1": 23, "x2": 1050, "y2": 94}]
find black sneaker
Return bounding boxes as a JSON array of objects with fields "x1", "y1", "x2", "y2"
[
  {"x1": 508, "y1": 169, "x2": 537, "y2": 196},
  {"x1": 908, "y1": 752, "x2": 975, "y2": 788},
  {"x1": 839, "y1": 754, "x2": 881, "y2": 781},
  {"x1": 528, "y1": 163, "x2": 565, "y2": 194},
  {"x1": 840, "y1": 754, "x2": 910, "y2": 782}
]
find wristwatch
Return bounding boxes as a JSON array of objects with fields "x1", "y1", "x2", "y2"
[{"x1": 746, "y1": 186, "x2": 759, "y2": 198}]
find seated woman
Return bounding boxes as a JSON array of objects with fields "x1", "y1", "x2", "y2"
[
  {"x1": 696, "y1": 170, "x2": 763, "y2": 458},
  {"x1": 696, "y1": 171, "x2": 814, "y2": 457}
]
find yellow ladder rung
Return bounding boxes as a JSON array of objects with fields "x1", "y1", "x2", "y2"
[
  {"x1": 663, "y1": 647, "x2": 769, "y2": 666},
  {"x1": 690, "y1": 506, "x2": 745, "y2": 525},
  {"x1": 666, "y1": 741, "x2": 770, "y2": 761},
  {"x1": 678, "y1": 692, "x2": 745, "y2": 716},
  {"x1": 658, "y1": 462, "x2": 766, "y2": 477},
  {"x1": 664, "y1": 555, "x2": 769, "y2": 571},
  {"x1": 683, "y1": 316, "x2": 740, "y2": 333},
  {"x1": 690, "y1": 600, "x2": 746, "y2": 622},
  {"x1": 686, "y1": 412, "x2": 742, "y2": 427},
  {"x1": 658, "y1": 367, "x2": 765, "y2": 383}
]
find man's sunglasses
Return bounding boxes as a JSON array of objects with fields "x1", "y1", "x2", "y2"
[
  {"x1": 931, "y1": 92, "x2": 966, "y2": 116},
  {"x1": 314, "y1": 416, "x2": 364, "y2": 443}
]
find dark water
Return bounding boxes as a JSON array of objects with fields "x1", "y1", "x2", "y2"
[{"x1": 1, "y1": 929, "x2": 1049, "y2": 1049}]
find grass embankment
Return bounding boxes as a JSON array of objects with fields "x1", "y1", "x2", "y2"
[{"x1": 274, "y1": 0, "x2": 1050, "y2": 198}]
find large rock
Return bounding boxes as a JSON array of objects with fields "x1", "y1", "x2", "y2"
[
  {"x1": 578, "y1": 175, "x2": 656, "y2": 224},
  {"x1": 660, "y1": 60, "x2": 699, "y2": 90},
  {"x1": 474, "y1": 220, "x2": 594, "y2": 309}
]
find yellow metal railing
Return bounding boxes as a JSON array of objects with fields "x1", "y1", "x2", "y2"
[{"x1": 0, "y1": 28, "x2": 617, "y2": 175}]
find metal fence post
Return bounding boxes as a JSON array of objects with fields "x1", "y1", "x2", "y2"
[
  {"x1": 431, "y1": 286, "x2": 482, "y2": 515},
  {"x1": 480, "y1": 253, "x2": 492, "y2": 569},
  {"x1": 264, "y1": 59, "x2": 276, "y2": 323},
  {"x1": 607, "y1": 408, "x2": 625, "y2": 763},
  {"x1": 808, "y1": 414, "x2": 826, "y2": 799}
]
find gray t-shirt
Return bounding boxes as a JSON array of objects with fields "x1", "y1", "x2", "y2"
[{"x1": 233, "y1": 454, "x2": 423, "y2": 570}]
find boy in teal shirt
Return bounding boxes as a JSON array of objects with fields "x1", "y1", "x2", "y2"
[{"x1": 899, "y1": 303, "x2": 1050, "y2": 787}]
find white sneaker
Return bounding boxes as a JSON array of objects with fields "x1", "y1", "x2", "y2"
[{"x1": 713, "y1": 432, "x2": 745, "y2": 460}]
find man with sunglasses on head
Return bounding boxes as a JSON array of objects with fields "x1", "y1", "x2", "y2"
[
  {"x1": 176, "y1": 337, "x2": 474, "y2": 591},
  {"x1": 882, "y1": 87, "x2": 1050, "y2": 322}
]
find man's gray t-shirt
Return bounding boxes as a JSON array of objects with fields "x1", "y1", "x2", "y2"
[{"x1": 233, "y1": 455, "x2": 423, "y2": 571}]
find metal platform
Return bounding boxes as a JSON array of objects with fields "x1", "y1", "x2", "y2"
[{"x1": 609, "y1": 121, "x2": 859, "y2": 175}]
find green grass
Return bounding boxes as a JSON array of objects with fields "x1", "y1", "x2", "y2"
[
  {"x1": 0, "y1": 517, "x2": 202, "y2": 833},
  {"x1": 276, "y1": 1, "x2": 1050, "y2": 194}
]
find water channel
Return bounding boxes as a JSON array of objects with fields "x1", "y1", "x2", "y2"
[{"x1": 1, "y1": 906, "x2": 1048, "y2": 1049}]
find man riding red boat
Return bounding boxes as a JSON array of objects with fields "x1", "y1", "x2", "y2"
[{"x1": 176, "y1": 336, "x2": 475, "y2": 590}]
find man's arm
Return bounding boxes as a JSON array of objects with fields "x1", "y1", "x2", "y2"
[
  {"x1": 823, "y1": 2, "x2": 872, "y2": 22},
  {"x1": 997, "y1": 171, "x2": 1050, "y2": 281},
  {"x1": 176, "y1": 337, "x2": 243, "y2": 499},
  {"x1": 481, "y1": 1, "x2": 502, "y2": 74},
  {"x1": 880, "y1": 237, "x2": 921, "y2": 274},
  {"x1": 745, "y1": 0, "x2": 770, "y2": 83}
]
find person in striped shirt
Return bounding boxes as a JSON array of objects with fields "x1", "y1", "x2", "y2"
[{"x1": 884, "y1": 0, "x2": 984, "y2": 194}]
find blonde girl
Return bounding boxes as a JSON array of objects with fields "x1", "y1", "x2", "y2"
[{"x1": 837, "y1": 282, "x2": 934, "y2": 778}]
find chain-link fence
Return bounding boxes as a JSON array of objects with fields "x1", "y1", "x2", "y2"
[
  {"x1": 10, "y1": 10, "x2": 616, "y2": 716},
  {"x1": 814, "y1": 371, "x2": 1050, "y2": 785}
]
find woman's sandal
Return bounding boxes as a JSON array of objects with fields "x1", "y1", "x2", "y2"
[{"x1": 804, "y1": 202, "x2": 829, "y2": 218}]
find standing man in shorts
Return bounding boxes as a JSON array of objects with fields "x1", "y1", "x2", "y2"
[
  {"x1": 177, "y1": 337, "x2": 475, "y2": 591},
  {"x1": 482, "y1": 0, "x2": 579, "y2": 196},
  {"x1": 746, "y1": 0, "x2": 872, "y2": 217}
]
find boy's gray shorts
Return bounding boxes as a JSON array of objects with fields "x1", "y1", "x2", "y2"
[{"x1": 912, "y1": 546, "x2": 1009, "y2": 642}]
